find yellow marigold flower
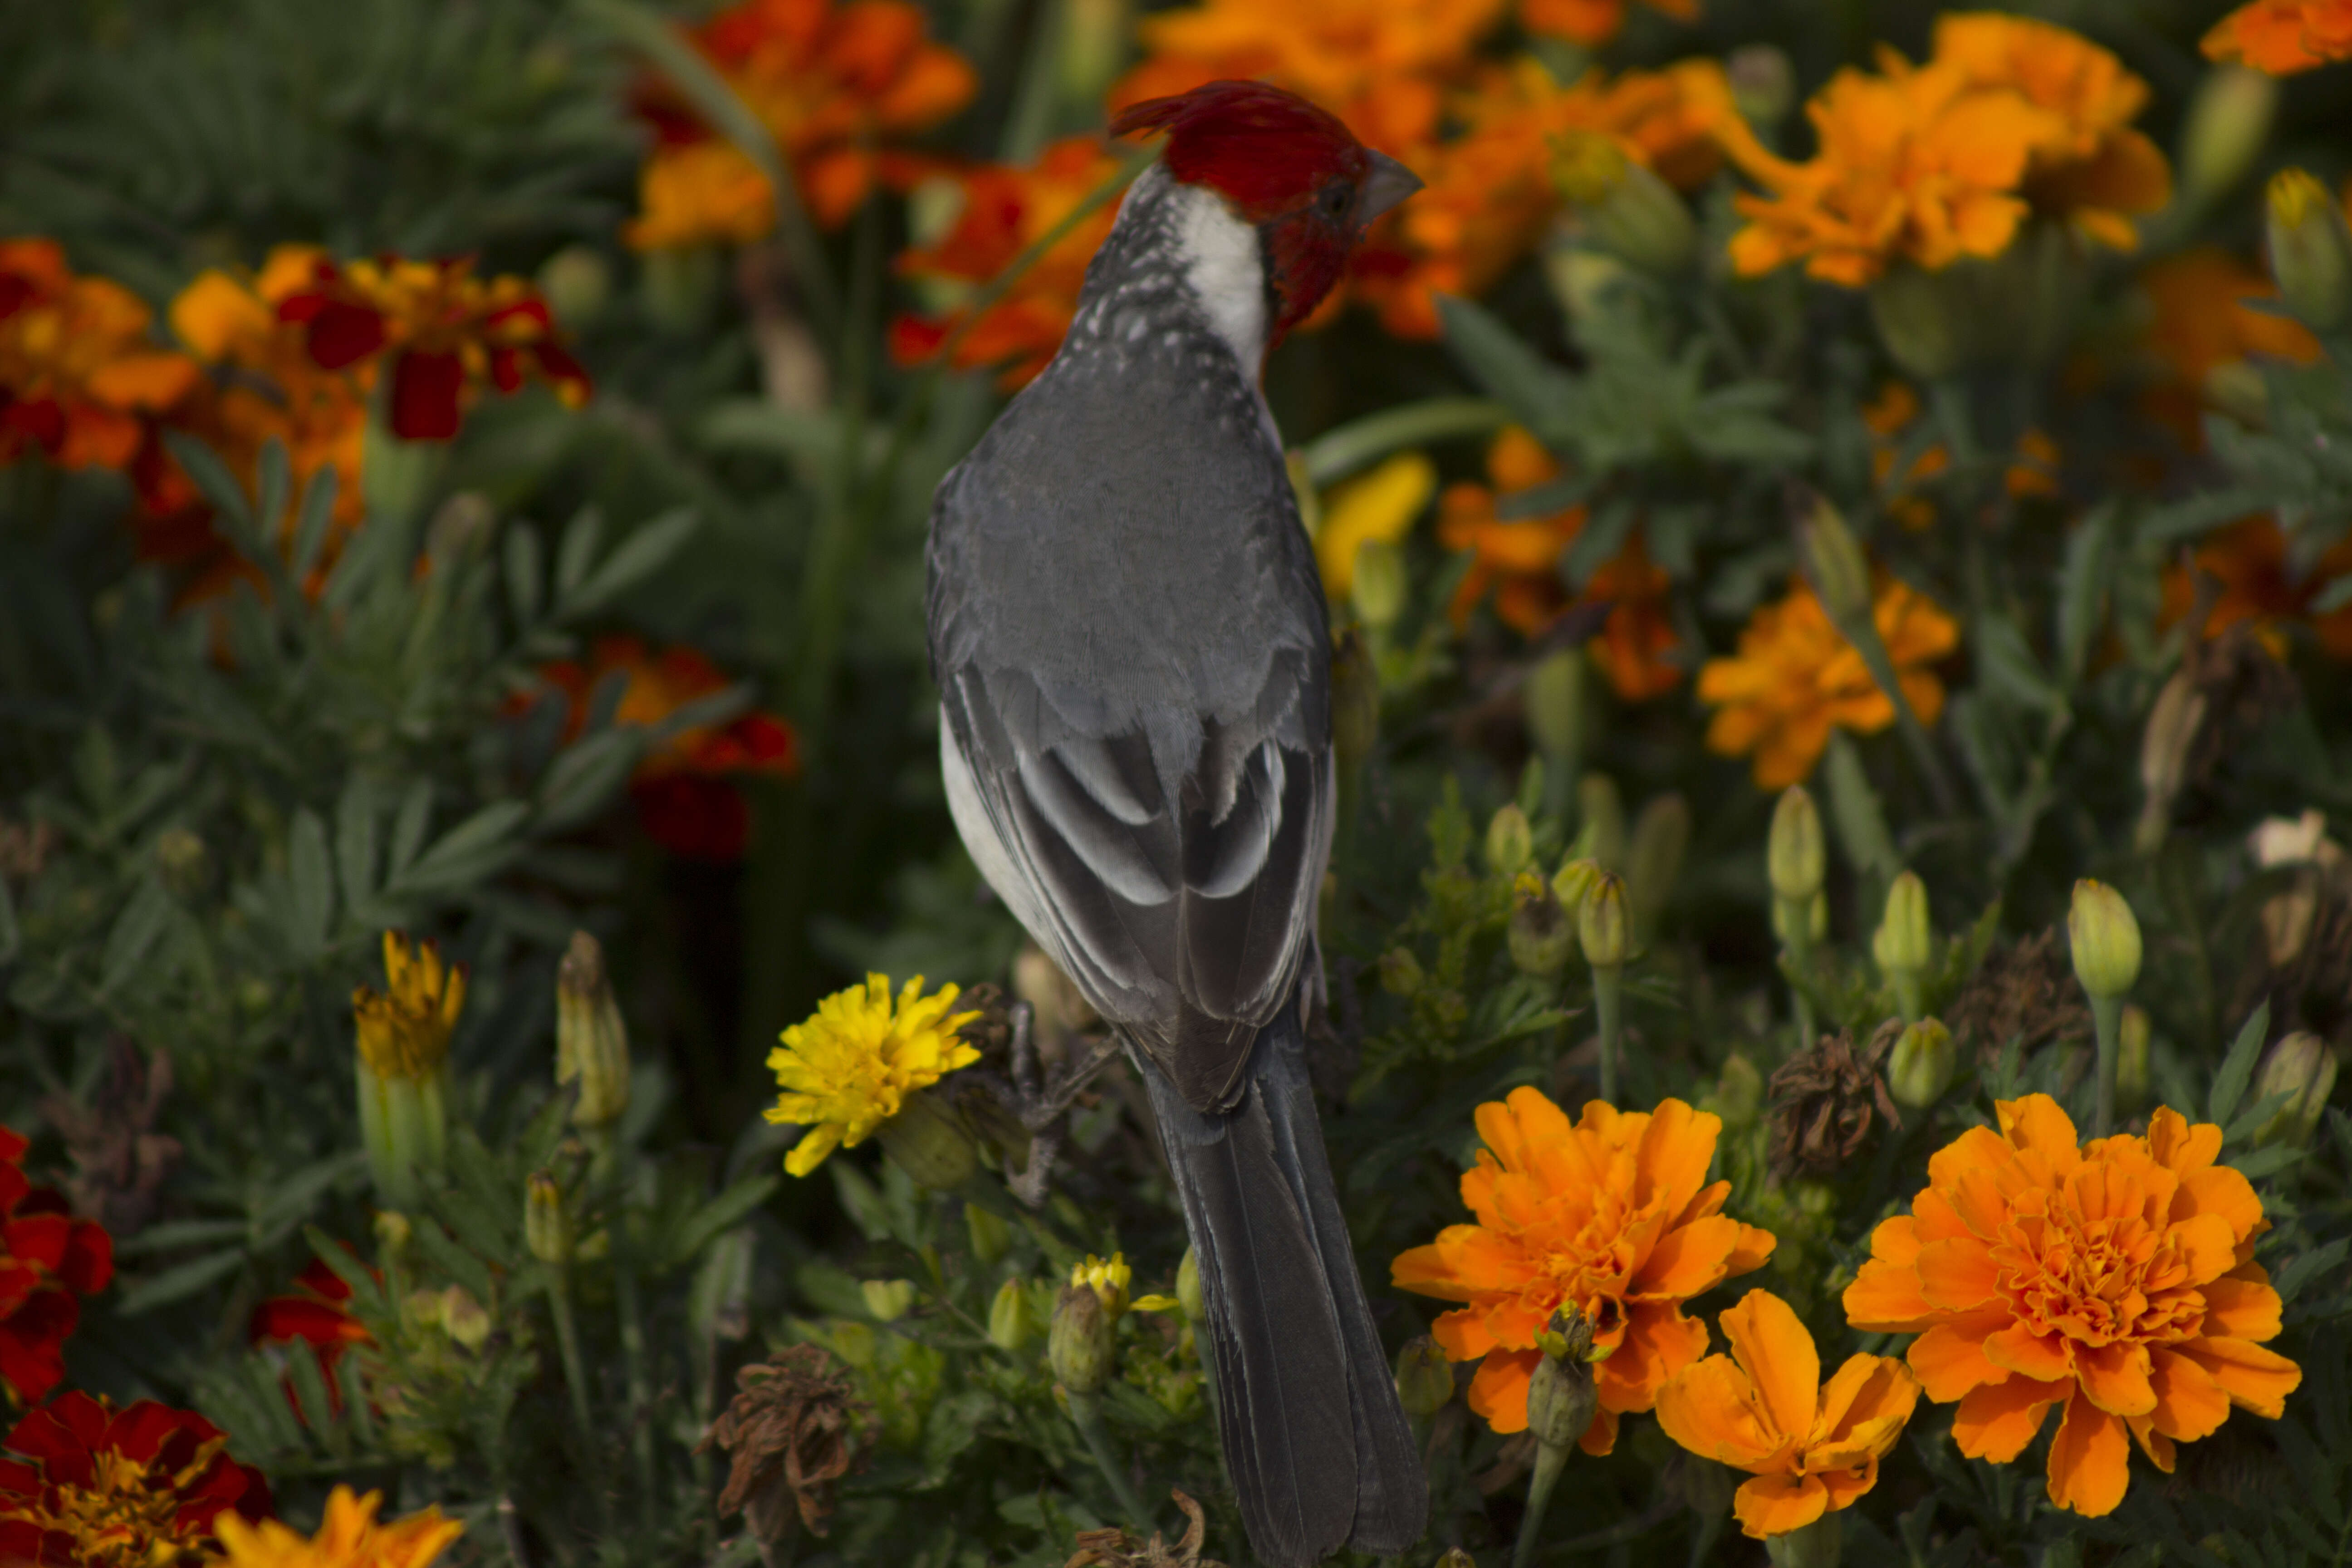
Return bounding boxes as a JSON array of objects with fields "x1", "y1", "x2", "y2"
[
  {"x1": 765, "y1": 975, "x2": 980, "y2": 1177},
  {"x1": 1844, "y1": 1096, "x2": 2301, "y2": 1518},
  {"x1": 215, "y1": 1485, "x2": 463, "y2": 1568},
  {"x1": 1656, "y1": 1289, "x2": 1921, "y2": 1539},
  {"x1": 1070, "y1": 1253, "x2": 1180, "y2": 1318},
  {"x1": 1932, "y1": 13, "x2": 2171, "y2": 251},
  {"x1": 1315, "y1": 451, "x2": 1435, "y2": 597},
  {"x1": 352, "y1": 933, "x2": 465, "y2": 1081},
  {"x1": 1697, "y1": 575, "x2": 1958, "y2": 789},
  {"x1": 1392, "y1": 1091, "x2": 1775, "y2": 1455},
  {"x1": 2203, "y1": 0, "x2": 2352, "y2": 75}
]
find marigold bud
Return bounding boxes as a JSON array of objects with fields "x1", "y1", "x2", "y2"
[
  {"x1": 1627, "y1": 793, "x2": 1690, "y2": 943},
  {"x1": 438, "y1": 1285, "x2": 492, "y2": 1353},
  {"x1": 965, "y1": 1201, "x2": 1011, "y2": 1268},
  {"x1": 1572, "y1": 773, "x2": 1626, "y2": 873},
  {"x1": 2255, "y1": 1031, "x2": 2338, "y2": 1148},
  {"x1": 1394, "y1": 1335, "x2": 1454, "y2": 1421},
  {"x1": 862, "y1": 1278, "x2": 916, "y2": 1323},
  {"x1": 1049, "y1": 1283, "x2": 1111, "y2": 1396},
  {"x1": 374, "y1": 1209, "x2": 412, "y2": 1259},
  {"x1": 354, "y1": 933, "x2": 458, "y2": 1209},
  {"x1": 988, "y1": 1277, "x2": 1036, "y2": 1351},
  {"x1": 2068, "y1": 879, "x2": 2143, "y2": 1000},
  {"x1": 1553, "y1": 856, "x2": 1602, "y2": 919},
  {"x1": 1378, "y1": 947, "x2": 1425, "y2": 997},
  {"x1": 2117, "y1": 1004, "x2": 2152, "y2": 1112},
  {"x1": 1487, "y1": 804, "x2": 1535, "y2": 878},
  {"x1": 1579, "y1": 872, "x2": 1629, "y2": 969},
  {"x1": 154, "y1": 827, "x2": 209, "y2": 900},
  {"x1": 1872, "y1": 871, "x2": 1932, "y2": 979},
  {"x1": 1768, "y1": 786, "x2": 1826, "y2": 904},
  {"x1": 2180, "y1": 67, "x2": 2277, "y2": 209},
  {"x1": 873, "y1": 1088, "x2": 977, "y2": 1191},
  {"x1": 1435, "y1": 1551, "x2": 1477, "y2": 1568},
  {"x1": 1553, "y1": 131, "x2": 1695, "y2": 275},
  {"x1": 1709, "y1": 1054, "x2": 1764, "y2": 1130},
  {"x1": 1886, "y1": 1018, "x2": 1955, "y2": 1110},
  {"x1": 525, "y1": 1171, "x2": 572, "y2": 1265},
  {"x1": 537, "y1": 245, "x2": 612, "y2": 329},
  {"x1": 1509, "y1": 872, "x2": 1574, "y2": 977},
  {"x1": 2267, "y1": 168, "x2": 2352, "y2": 333},
  {"x1": 556, "y1": 930, "x2": 630, "y2": 1130},
  {"x1": 1176, "y1": 1245, "x2": 1203, "y2": 1324},
  {"x1": 1794, "y1": 490, "x2": 1871, "y2": 630},
  {"x1": 1525, "y1": 647, "x2": 1586, "y2": 760},
  {"x1": 1769, "y1": 889, "x2": 1828, "y2": 947},
  {"x1": 1526, "y1": 1310, "x2": 1599, "y2": 1452}
]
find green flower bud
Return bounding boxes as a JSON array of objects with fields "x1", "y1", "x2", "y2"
[
  {"x1": 1379, "y1": 947, "x2": 1426, "y2": 997},
  {"x1": 439, "y1": 1285, "x2": 492, "y2": 1353},
  {"x1": 1769, "y1": 889, "x2": 1828, "y2": 946},
  {"x1": 988, "y1": 1278, "x2": 1036, "y2": 1350},
  {"x1": 873, "y1": 1088, "x2": 977, "y2": 1191},
  {"x1": 965, "y1": 1201, "x2": 1011, "y2": 1267},
  {"x1": 2268, "y1": 168, "x2": 2352, "y2": 333},
  {"x1": 1710, "y1": 1054, "x2": 1764, "y2": 1130},
  {"x1": 2068, "y1": 880, "x2": 2143, "y2": 1000},
  {"x1": 373, "y1": 1209, "x2": 412, "y2": 1259},
  {"x1": 1332, "y1": 626, "x2": 1381, "y2": 776},
  {"x1": 1048, "y1": 1283, "x2": 1112, "y2": 1396},
  {"x1": 1627, "y1": 793, "x2": 1690, "y2": 943},
  {"x1": 1176, "y1": 1245, "x2": 1203, "y2": 1324},
  {"x1": 1525, "y1": 647, "x2": 1586, "y2": 760},
  {"x1": 1525, "y1": 1309, "x2": 1599, "y2": 1452},
  {"x1": 1553, "y1": 856, "x2": 1602, "y2": 921},
  {"x1": 1574, "y1": 774, "x2": 1626, "y2": 872},
  {"x1": 1487, "y1": 804, "x2": 1535, "y2": 878},
  {"x1": 829, "y1": 1320, "x2": 877, "y2": 1370},
  {"x1": 2117, "y1": 1004, "x2": 2152, "y2": 1112},
  {"x1": 1872, "y1": 871, "x2": 1932, "y2": 978},
  {"x1": 1794, "y1": 490, "x2": 1871, "y2": 630},
  {"x1": 1553, "y1": 130, "x2": 1696, "y2": 275},
  {"x1": 2180, "y1": 67, "x2": 2277, "y2": 210},
  {"x1": 537, "y1": 245, "x2": 612, "y2": 330},
  {"x1": 556, "y1": 930, "x2": 631, "y2": 1130},
  {"x1": 1509, "y1": 872, "x2": 1575, "y2": 977},
  {"x1": 524, "y1": 1170, "x2": 572, "y2": 1265},
  {"x1": 154, "y1": 827, "x2": 210, "y2": 900},
  {"x1": 1351, "y1": 537, "x2": 1408, "y2": 632},
  {"x1": 1764, "y1": 1512, "x2": 1845, "y2": 1568},
  {"x1": 1394, "y1": 1335, "x2": 1455, "y2": 1422},
  {"x1": 1435, "y1": 1551, "x2": 1477, "y2": 1568},
  {"x1": 1579, "y1": 872, "x2": 1629, "y2": 969},
  {"x1": 1886, "y1": 1019, "x2": 1955, "y2": 1110},
  {"x1": 862, "y1": 1278, "x2": 916, "y2": 1323},
  {"x1": 2255, "y1": 1031, "x2": 2338, "y2": 1147},
  {"x1": 1768, "y1": 786, "x2": 1826, "y2": 904}
]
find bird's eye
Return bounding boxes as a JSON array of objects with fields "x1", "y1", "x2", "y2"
[{"x1": 1318, "y1": 183, "x2": 1355, "y2": 220}]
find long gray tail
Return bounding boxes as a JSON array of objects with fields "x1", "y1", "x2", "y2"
[{"x1": 1135, "y1": 1004, "x2": 1426, "y2": 1568}]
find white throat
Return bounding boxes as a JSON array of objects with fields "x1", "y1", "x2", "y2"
[{"x1": 1170, "y1": 182, "x2": 1268, "y2": 376}]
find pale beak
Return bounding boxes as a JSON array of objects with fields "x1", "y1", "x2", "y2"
[{"x1": 1357, "y1": 151, "x2": 1423, "y2": 224}]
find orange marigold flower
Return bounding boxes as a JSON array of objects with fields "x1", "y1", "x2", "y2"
[
  {"x1": 2160, "y1": 515, "x2": 2352, "y2": 662},
  {"x1": 2203, "y1": 0, "x2": 2352, "y2": 74},
  {"x1": 1437, "y1": 427, "x2": 1680, "y2": 700},
  {"x1": 1520, "y1": 0, "x2": 1695, "y2": 49},
  {"x1": 214, "y1": 1485, "x2": 461, "y2": 1568},
  {"x1": 1931, "y1": 13, "x2": 2171, "y2": 252},
  {"x1": 1656, "y1": 1289, "x2": 1920, "y2": 1539},
  {"x1": 1844, "y1": 1095, "x2": 2301, "y2": 1518},
  {"x1": 889, "y1": 137, "x2": 1126, "y2": 388},
  {"x1": 526, "y1": 637, "x2": 800, "y2": 862},
  {"x1": 1359, "y1": 58, "x2": 1727, "y2": 338},
  {"x1": 627, "y1": 0, "x2": 977, "y2": 245},
  {"x1": 1698, "y1": 574, "x2": 1957, "y2": 789},
  {"x1": 2138, "y1": 248, "x2": 2323, "y2": 446},
  {"x1": 1862, "y1": 382, "x2": 2058, "y2": 532},
  {"x1": 0, "y1": 1390, "x2": 272, "y2": 1567},
  {"x1": 0, "y1": 238, "x2": 198, "y2": 473},
  {"x1": 1392, "y1": 1091, "x2": 1775, "y2": 1454},
  {"x1": 0, "y1": 1126, "x2": 114, "y2": 1407},
  {"x1": 275, "y1": 255, "x2": 589, "y2": 441}
]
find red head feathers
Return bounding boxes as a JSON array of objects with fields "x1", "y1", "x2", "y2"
[{"x1": 1112, "y1": 80, "x2": 1421, "y2": 343}]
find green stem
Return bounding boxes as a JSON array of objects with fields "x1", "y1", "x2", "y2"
[
  {"x1": 2090, "y1": 992, "x2": 2122, "y2": 1137},
  {"x1": 1514, "y1": 1437, "x2": 1572, "y2": 1568},
  {"x1": 1837, "y1": 610, "x2": 1959, "y2": 815},
  {"x1": 548, "y1": 1265, "x2": 595, "y2": 1442},
  {"x1": 1067, "y1": 1392, "x2": 1150, "y2": 1526},
  {"x1": 1592, "y1": 963, "x2": 1624, "y2": 1106},
  {"x1": 1894, "y1": 971, "x2": 1923, "y2": 1025},
  {"x1": 1779, "y1": 910, "x2": 1818, "y2": 1049}
]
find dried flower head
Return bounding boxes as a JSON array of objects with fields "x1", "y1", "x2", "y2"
[
  {"x1": 1767, "y1": 1021, "x2": 1903, "y2": 1178},
  {"x1": 700, "y1": 1345, "x2": 873, "y2": 1558},
  {"x1": 1946, "y1": 928, "x2": 2092, "y2": 1065},
  {"x1": 37, "y1": 1039, "x2": 180, "y2": 1240},
  {"x1": 1064, "y1": 1489, "x2": 1226, "y2": 1568}
]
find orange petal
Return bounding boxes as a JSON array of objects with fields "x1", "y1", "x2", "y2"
[
  {"x1": 1909, "y1": 1311, "x2": 2016, "y2": 1402},
  {"x1": 2146, "y1": 1348, "x2": 2230, "y2": 1443},
  {"x1": 1916, "y1": 1238, "x2": 2003, "y2": 1311},
  {"x1": 2075, "y1": 1343, "x2": 2156, "y2": 1419},
  {"x1": 1634, "y1": 1097, "x2": 1720, "y2": 1218},
  {"x1": 1982, "y1": 1324, "x2": 2073, "y2": 1385},
  {"x1": 2127, "y1": 1413, "x2": 2176, "y2": 1474},
  {"x1": 2169, "y1": 1211, "x2": 2243, "y2": 1287},
  {"x1": 1952, "y1": 1375, "x2": 2070, "y2": 1462},
  {"x1": 1431, "y1": 1307, "x2": 1497, "y2": 1362},
  {"x1": 1720, "y1": 1290, "x2": 1819, "y2": 1443},
  {"x1": 2047, "y1": 1389, "x2": 2131, "y2": 1518},
  {"x1": 1812, "y1": 1455, "x2": 1880, "y2": 1514},
  {"x1": 1996, "y1": 1094, "x2": 2082, "y2": 1174},
  {"x1": 1725, "y1": 1223, "x2": 1777, "y2": 1276},
  {"x1": 1925, "y1": 1126, "x2": 2019, "y2": 1201},
  {"x1": 1466, "y1": 1348, "x2": 1542, "y2": 1435},
  {"x1": 1656, "y1": 1353, "x2": 1788, "y2": 1469},
  {"x1": 1811, "y1": 1353, "x2": 1921, "y2": 1456},
  {"x1": 1633, "y1": 1214, "x2": 1741, "y2": 1299},
  {"x1": 1843, "y1": 1257, "x2": 1937, "y2": 1333},
  {"x1": 2146, "y1": 1106, "x2": 2220, "y2": 1174},
  {"x1": 1733, "y1": 1472, "x2": 1827, "y2": 1540},
  {"x1": 2173, "y1": 1164, "x2": 2263, "y2": 1243},
  {"x1": 1864, "y1": 1215, "x2": 1921, "y2": 1267},
  {"x1": 2199, "y1": 1275, "x2": 2282, "y2": 1342},
  {"x1": 1578, "y1": 1405, "x2": 1620, "y2": 1457},
  {"x1": 2174, "y1": 1337, "x2": 2303, "y2": 1419},
  {"x1": 1601, "y1": 1301, "x2": 1710, "y2": 1412}
]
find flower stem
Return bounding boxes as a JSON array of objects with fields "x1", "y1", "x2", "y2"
[
  {"x1": 1592, "y1": 962, "x2": 1624, "y2": 1105},
  {"x1": 1514, "y1": 1437, "x2": 1572, "y2": 1568},
  {"x1": 1067, "y1": 1391, "x2": 1150, "y2": 1527},
  {"x1": 2090, "y1": 992, "x2": 2123, "y2": 1137},
  {"x1": 1778, "y1": 906, "x2": 1818, "y2": 1049},
  {"x1": 547, "y1": 1264, "x2": 594, "y2": 1441}
]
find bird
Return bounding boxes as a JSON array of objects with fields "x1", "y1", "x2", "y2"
[{"x1": 924, "y1": 80, "x2": 1427, "y2": 1568}]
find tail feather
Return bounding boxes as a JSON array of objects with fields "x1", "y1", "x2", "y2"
[{"x1": 1137, "y1": 1006, "x2": 1427, "y2": 1567}]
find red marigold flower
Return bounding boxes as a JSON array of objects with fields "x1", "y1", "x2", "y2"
[
  {"x1": 0, "y1": 1391, "x2": 271, "y2": 1567},
  {"x1": 250, "y1": 1256, "x2": 372, "y2": 1422},
  {"x1": 0, "y1": 1127, "x2": 113, "y2": 1407},
  {"x1": 275, "y1": 255, "x2": 591, "y2": 441}
]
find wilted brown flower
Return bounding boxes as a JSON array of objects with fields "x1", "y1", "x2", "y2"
[
  {"x1": 1945, "y1": 927, "x2": 2092, "y2": 1065},
  {"x1": 701, "y1": 1345, "x2": 872, "y2": 1562},
  {"x1": 38, "y1": 1039, "x2": 182, "y2": 1238},
  {"x1": 1767, "y1": 1019, "x2": 1902, "y2": 1176},
  {"x1": 1064, "y1": 1489, "x2": 1227, "y2": 1568}
]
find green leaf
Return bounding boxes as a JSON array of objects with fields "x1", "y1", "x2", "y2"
[
  {"x1": 161, "y1": 429, "x2": 256, "y2": 536},
  {"x1": 287, "y1": 808, "x2": 334, "y2": 956},
  {"x1": 1975, "y1": 612, "x2": 2061, "y2": 715},
  {"x1": 2272, "y1": 1238, "x2": 2348, "y2": 1304},
  {"x1": 335, "y1": 777, "x2": 380, "y2": 910},
  {"x1": 2055, "y1": 505, "x2": 2115, "y2": 686},
  {"x1": 118, "y1": 1248, "x2": 246, "y2": 1315},
  {"x1": 99, "y1": 877, "x2": 175, "y2": 996},
  {"x1": 1435, "y1": 295, "x2": 1577, "y2": 442},
  {"x1": 388, "y1": 779, "x2": 433, "y2": 877},
  {"x1": 408, "y1": 1212, "x2": 497, "y2": 1303},
  {"x1": 255, "y1": 436, "x2": 290, "y2": 544},
  {"x1": 662, "y1": 1175, "x2": 780, "y2": 1273},
  {"x1": 554, "y1": 506, "x2": 603, "y2": 598},
  {"x1": 2209, "y1": 1004, "x2": 2270, "y2": 1127},
  {"x1": 290, "y1": 465, "x2": 340, "y2": 582},
  {"x1": 534, "y1": 730, "x2": 643, "y2": 834},
  {"x1": 558, "y1": 507, "x2": 699, "y2": 617},
  {"x1": 504, "y1": 522, "x2": 544, "y2": 626},
  {"x1": 0, "y1": 876, "x2": 17, "y2": 967},
  {"x1": 829, "y1": 1160, "x2": 893, "y2": 1243},
  {"x1": 390, "y1": 800, "x2": 529, "y2": 894},
  {"x1": 113, "y1": 1217, "x2": 248, "y2": 1258}
]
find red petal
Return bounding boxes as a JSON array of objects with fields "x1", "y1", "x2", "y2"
[
  {"x1": 303, "y1": 299, "x2": 386, "y2": 369},
  {"x1": 57, "y1": 1220, "x2": 111, "y2": 1295},
  {"x1": 390, "y1": 350, "x2": 465, "y2": 440},
  {"x1": 631, "y1": 775, "x2": 749, "y2": 860},
  {"x1": 490, "y1": 346, "x2": 524, "y2": 393}
]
